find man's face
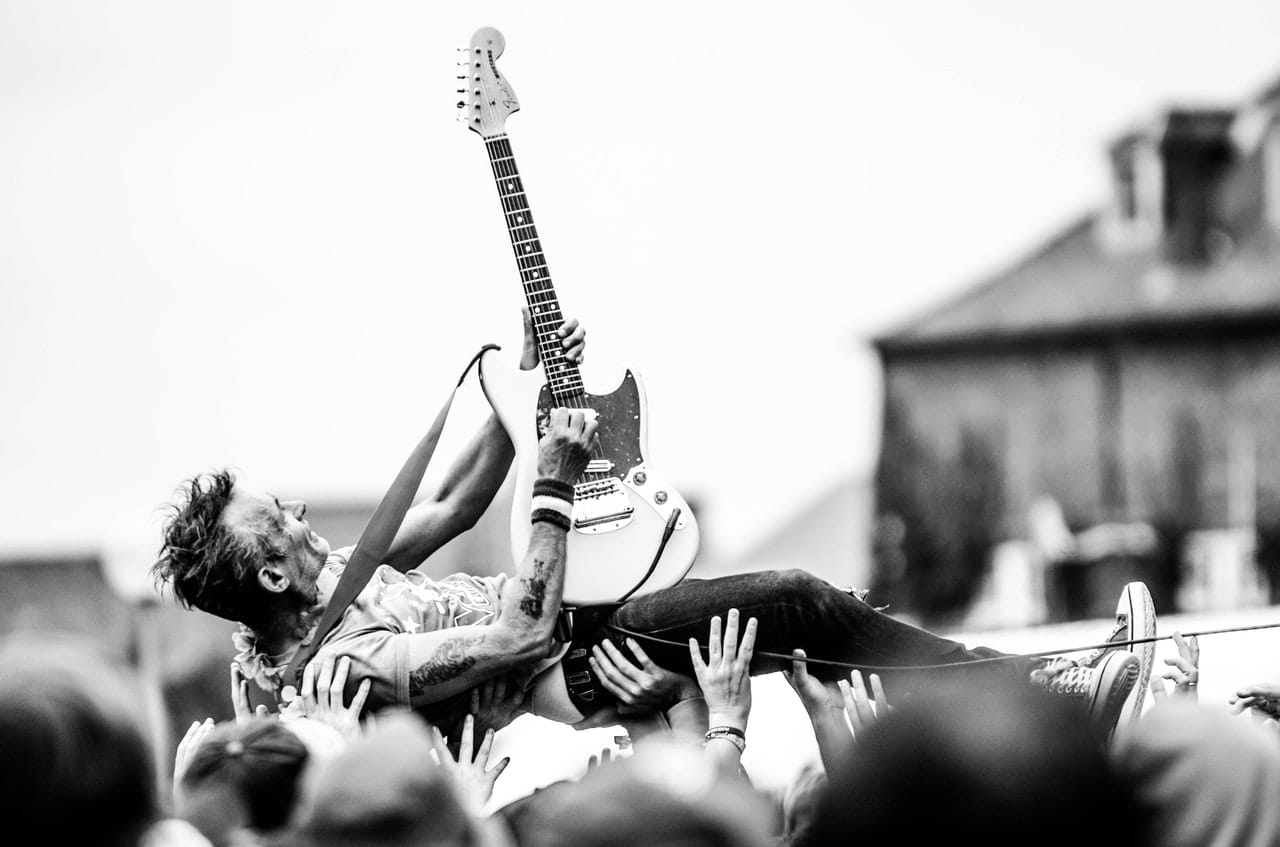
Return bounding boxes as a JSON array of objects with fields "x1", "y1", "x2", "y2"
[{"x1": 223, "y1": 482, "x2": 331, "y2": 604}]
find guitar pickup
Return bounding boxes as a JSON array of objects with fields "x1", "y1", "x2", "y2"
[
  {"x1": 573, "y1": 506, "x2": 635, "y2": 530},
  {"x1": 585, "y1": 459, "x2": 614, "y2": 474}
]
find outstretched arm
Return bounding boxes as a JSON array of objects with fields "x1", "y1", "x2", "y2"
[
  {"x1": 400, "y1": 407, "x2": 597, "y2": 705},
  {"x1": 384, "y1": 316, "x2": 585, "y2": 571}
]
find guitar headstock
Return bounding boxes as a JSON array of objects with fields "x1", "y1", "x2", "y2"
[{"x1": 457, "y1": 27, "x2": 520, "y2": 138}]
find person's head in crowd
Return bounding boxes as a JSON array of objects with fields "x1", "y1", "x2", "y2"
[
  {"x1": 176, "y1": 717, "x2": 310, "y2": 847},
  {"x1": 292, "y1": 711, "x2": 506, "y2": 847},
  {"x1": 1114, "y1": 698, "x2": 1280, "y2": 847},
  {"x1": 798, "y1": 678, "x2": 1142, "y2": 846},
  {"x1": 518, "y1": 737, "x2": 774, "y2": 847},
  {"x1": 0, "y1": 635, "x2": 158, "y2": 847}
]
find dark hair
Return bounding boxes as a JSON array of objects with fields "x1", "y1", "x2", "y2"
[
  {"x1": 798, "y1": 680, "x2": 1142, "y2": 847},
  {"x1": 182, "y1": 718, "x2": 310, "y2": 832},
  {"x1": 0, "y1": 637, "x2": 157, "y2": 847},
  {"x1": 152, "y1": 469, "x2": 284, "y2": 628}
]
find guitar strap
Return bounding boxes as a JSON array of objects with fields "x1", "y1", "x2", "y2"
[{"x1": 279, "y1": 345, "x2": 498, "y2": 700}]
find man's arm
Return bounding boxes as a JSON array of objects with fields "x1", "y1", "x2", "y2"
[
  {"x1": 384, "y1": 315, "x2": 585, "y2": 572},
  {"x1": 398, "y1": 407, "x2": 596, "y2": 705}
]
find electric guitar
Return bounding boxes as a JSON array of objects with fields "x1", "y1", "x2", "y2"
[{"x1": 458, "y1": 27, "x2": 699, "y2": 605}]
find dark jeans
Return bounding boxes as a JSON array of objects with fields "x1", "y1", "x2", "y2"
[{"x1": 577, "y1": 569, "x2": 1036, "y2": 708}]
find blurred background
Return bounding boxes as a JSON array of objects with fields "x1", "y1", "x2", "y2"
[{"x1": 6, "y1": 0, "x2": 1280, "y2": 790}]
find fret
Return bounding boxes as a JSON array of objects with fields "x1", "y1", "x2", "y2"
[{"x1": 485, "y1": 134, "x2": 586, "y2": 404}]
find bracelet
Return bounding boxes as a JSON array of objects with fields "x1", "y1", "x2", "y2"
[
  {"x1": 704, "y1": 726, "x2": 746, "y2": 755},
  {"x1": 532, "y1": 477, "x2": 574, "y2": 532}
]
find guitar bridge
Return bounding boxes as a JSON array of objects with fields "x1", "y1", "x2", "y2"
[{"x1": 573, "y1": 478, "x2": 634, "y2": 533}]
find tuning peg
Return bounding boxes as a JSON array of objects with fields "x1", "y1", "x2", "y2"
[{"x1": 456, "y1": 100, "x2": 466, "y2": 109}]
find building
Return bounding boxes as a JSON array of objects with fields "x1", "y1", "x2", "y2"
[{"x1": 872, "y1": 73, "x2": 1280, "y2": 626}]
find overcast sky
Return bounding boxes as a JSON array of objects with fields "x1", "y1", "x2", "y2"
[{"x1": 3, "y1": 0, "x2": 1280, "y2": 595}]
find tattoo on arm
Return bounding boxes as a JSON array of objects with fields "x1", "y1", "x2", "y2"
[
  {"x1": 519, "y1": 558, "x2": 549, "y2": 620},
  {"x1": 409, "y1": 636, "x2": 482, "y2": 697}
]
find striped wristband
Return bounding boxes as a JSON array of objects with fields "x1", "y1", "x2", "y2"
[{"x1": 532, "y1": 477, "x2": 574, "y2": 531}]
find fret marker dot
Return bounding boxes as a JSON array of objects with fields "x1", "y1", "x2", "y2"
[
  {"x1": 533, "y1": 306, "x2": 541, "y2": 313},
  {"x1": 516, "y1": 215, "x2": 524, "y2": 223},
  {"x1": 532, "y1": 270, "x2": 540, "y2": 278},
  {"x1": 525, "y1": 245, "x2": 533, "y2": 252},
  {"x1": 507, "y1": 182, "x2": 514, "y2": 190}
]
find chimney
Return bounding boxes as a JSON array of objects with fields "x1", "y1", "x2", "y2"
[{"x1": 1157, "y1": 108, "x2": 1236, "y2": 264}]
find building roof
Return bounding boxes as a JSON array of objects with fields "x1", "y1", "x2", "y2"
[
  {"x1": 876, "y1": 70, "x2": 1280, "y2": 356},
  {"x1": 875, "y1": 215, "x2": 1280, "y2": 354}
]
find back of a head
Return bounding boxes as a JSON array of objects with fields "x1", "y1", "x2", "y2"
[
  {"x1": 178, "y1": 717, "x2": 310, "y2": 841},
  {"x1": 801, "y1": 679, "x2": 1140, "y2": 847},
  {"x1": 0, "y1": 636, "x2": 157, "y2": 847},
  {"x1": 293, "y1": 712, "x2": 475, "y2": 847},
  {"x1": 1115, "y1": 699, "x2": 1280, "y2": 847},
  {"x1": 520, "y1": 739, "x2": 774, "y2": 847}
]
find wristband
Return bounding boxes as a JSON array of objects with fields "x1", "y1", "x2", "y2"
[
  {"x1": 532, "y1": 509, "x2": 572, "y2": 532},
  {"x1": 533, "y1": 477, "x2": 575, "y2": 503}
]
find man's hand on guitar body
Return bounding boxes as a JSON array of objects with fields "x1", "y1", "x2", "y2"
[
  {"x1": 537, "y1": 407, "x2": 598, "y2": 484},
  {"x1": 520, "y1": 310, "x2": 586, "y2": 371}
]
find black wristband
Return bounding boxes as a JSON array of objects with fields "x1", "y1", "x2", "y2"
[
  {"x1": 532, "y1": 508, "x2": 572, "y2": 532},
  {"x1": 533, "y1": 477, "x2": 575, "y2": 503}
]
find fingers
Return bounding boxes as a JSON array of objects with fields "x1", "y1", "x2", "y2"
[
  {"x1": 789, "y1": 649, "x2": 811, "y2": 690},
  {"x1": 869, "y1": 673, "x2": 890, "y2": 712},
  {"x1": 688, "y1": 637, "x2": 708, "y2": 677},
  {"x1": 476, "y1": 726, "x2": 496, "y2": 767},
  {"x1": 559, "y1": 318, "x2": 586, "y2": 364},
  {"x1": 722, "y1": 610, "x2": 740, "y2": 665},
  {"x1": 841, "y1": 670, "x2": 878, "y2": 731},
  {"x1": 737, "y1": 617, "x2": 758, "y2": 667},
  {"x1": 1150, "y1": 675, "x2": 1168, "y2": 701},
  {"x1": 625, "y1": 638, "x2": 656, "y2": 671},
  {"x1": 349, "y1": 679, "x2": 372, "y2": 717},
  {"x1": 231, "y1": 663, "x2": 252, "y2": 721},
  {"x1": 590, "y1": 648, "x2": 638, "y2": 702},
  {"x1": 254, "y1": 704, "x2": 270, "y2": 719},
  {"x1": 459, "y1": 714, "x2": 476, "y2": 765},
  {"x1": 330, "y1": 656, "x2": 351, "y2": 712},
  {"x1": 429, "y1": 724, "x2": 453, "y2": 766},
  {"x1": 707, "y1": 616, "x2": 723, "y2": 666},
  {"x1": 599, "y1": 639, "x2": 645, "y2": 683},
  {"x1": 490, "y1": 756, "x2": 512, "y2": 779}
]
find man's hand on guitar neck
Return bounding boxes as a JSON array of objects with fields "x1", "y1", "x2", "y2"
[{"x1": 520, "y1": 308, "x2": 585, "y2": 370}]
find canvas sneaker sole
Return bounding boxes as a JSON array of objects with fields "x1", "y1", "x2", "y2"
[
  {"x1": 1117, "y1": 582, "x2": 1156, "y2": 727},
  {"x1": 1088, "y1": 650, "x2": 1140, "y2": 740}
]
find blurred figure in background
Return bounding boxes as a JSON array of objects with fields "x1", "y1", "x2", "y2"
[
  {"x1": 795, "y1": 680, "x2": 1143, "y2": 847},
  {"x1": 0, "y1": 635, "x2": 201, "y2": 846},
  {"x1": 1114, "y1": 698, "x2": 1280, "y2": 847}
]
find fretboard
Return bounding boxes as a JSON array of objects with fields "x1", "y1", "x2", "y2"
[{"x1": 485, "y1": 134, "x2": 584, "y2": 406}]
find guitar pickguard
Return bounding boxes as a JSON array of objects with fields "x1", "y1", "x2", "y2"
[{"x1": 535, "y1": 371, "x2": 644, "y2": 479}]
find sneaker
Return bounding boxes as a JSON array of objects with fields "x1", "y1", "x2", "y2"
[
  {"x1": 1116, "y1": 582, "x2": 1156, "y2": 728},
  {"x1": 1032, "y1": 651, "x2": 1140, "y2": 740}
]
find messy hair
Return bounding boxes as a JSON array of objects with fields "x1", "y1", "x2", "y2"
[{"x1": 152, "y1": 469, "x2": 284, "y2": 629}]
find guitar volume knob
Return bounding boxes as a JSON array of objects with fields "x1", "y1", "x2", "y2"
[
  {"x1": 654, "y1": 491, "x2": 668, "y2": 505},
  {"x1": 633, "y1": 472, "x2": 647, "y2": 486}
]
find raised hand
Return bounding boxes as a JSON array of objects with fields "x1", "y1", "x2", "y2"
[
  {"x1": 1158, "y1": 631, "x2": 1200, "y2": 700},
  {"x1": 1229, "y1": 680, "x2": 1280, "y2": 720},
  {"x1": 298, "y1": 654, "x2": 371, "y2": 741},
  {"x1": 173, "y1": 717, "x2": 215, "y2": 801},
  {"x1": 468, "y1": 672, "x2": 528, "y2": 736},
  {"x1": 430, "y1": 714, "x2": 510, "y2": 815},
  {"x1": 688, "y1": 609, "x2": 757, "y2": 731},
  {"x1": 230, "y1": 663, "x2": 270, "y2": 724},
  {"x1": 590, "y1": 636, "x2": 701, "y2": 714},
  {"x1": 839, "y1": 670, "x2": 890, "y2": 735}
]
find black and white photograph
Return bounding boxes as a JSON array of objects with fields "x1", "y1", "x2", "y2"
[{"x1": 6, "y1": 2, "x2": 1280, "y2": 845}]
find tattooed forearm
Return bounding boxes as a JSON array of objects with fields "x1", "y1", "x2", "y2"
[
  {"x1": 409, "y1": 636, "x2": 482, "y2": 696},
  {"x1": 519, "y1": 557, "x2": 549, "y2": 619}
]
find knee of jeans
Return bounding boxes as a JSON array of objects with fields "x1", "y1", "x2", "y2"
[{"x1": 774, "y1": 568, "x2": 826, "y2": 603}]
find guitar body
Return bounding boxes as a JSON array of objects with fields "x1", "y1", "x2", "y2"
[{"x1": 479, "y1": 346, "x2": 699, "y2": 605}]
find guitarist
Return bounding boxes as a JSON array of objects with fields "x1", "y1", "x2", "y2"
[{"x1": 154, "y1": 311, "x2": 1145, "y2": 738}]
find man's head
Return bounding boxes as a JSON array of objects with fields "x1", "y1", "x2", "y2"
[{"x1": 153, "y1": 469, "x2": 331, "y2": 631}]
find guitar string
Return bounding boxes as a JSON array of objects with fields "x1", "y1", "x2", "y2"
[{"x1": 487, "y1": 135, "x2": 608, "y2": 482}]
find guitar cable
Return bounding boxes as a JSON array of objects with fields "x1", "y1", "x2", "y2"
[{"x1": 604, "y1": 618, "x2": 1280, "y2": 674}]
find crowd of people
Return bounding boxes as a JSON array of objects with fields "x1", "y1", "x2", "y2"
[
  {"x1": 7, "y1": 590, "x2": 1280, "y2": 847},
  {"x1": 12, "y1": 319, "x2": 1280, "y2": 845}
]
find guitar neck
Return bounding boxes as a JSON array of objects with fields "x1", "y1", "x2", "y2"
[{"x1": 484, "y1": 134, "x2": 584, "y2": 405}]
